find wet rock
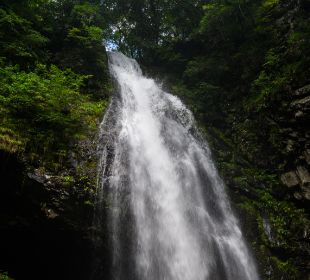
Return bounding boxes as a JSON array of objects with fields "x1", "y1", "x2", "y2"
[
  {"x1": 263, "y1": 218, "x2": 275, "y2": 244},
  {"x1": 296, "y1": 166, "x2": 310, "y2": 186},
  {"x1": 27, "y1": 169, "x2": 53, "y2": 187},
  {"x1": 293, "y1": 192, "x2": 303, "y2": 200},
  {"x1": 289, "y1": 131, "x2": 298, "y2": 138},
  {"x1": 295, "y1": 110, "x2": 304, "y2": 118},
  {"x1": 293, "y1": 84, "x2": 310, "y2": 97},
  {"x1": 297, "y1": 166, "x2": 310, "y2": 200},
  {"x1": 27, "y1": 171, "x2": 46, "y2": 185},
  {"x1": 286, "y1": 139, "x2": 296, "y2": 153},
  {"x1": 301, "y1": 187, "x2": 310, "y2": 200},
  {"x1": 42, "y1": 207, "x2": 59, "y2": 219},
  {"x1": 291, "y1": 96, "x2": 310, "y2": 109},
  {"x1": 304, "y1": 149, "x2": 310, "y2": 165},
  {"x1": 0, "y1": 149, "x2": 98, "y2": 280},
  {"x1": 279, "y1": 128, "x2": 293, "y2": 134},
  {"x1": 281, "y1": 171, "x2": 299, "y2": 188}
]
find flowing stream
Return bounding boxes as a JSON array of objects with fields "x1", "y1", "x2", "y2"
[{"x1": 95, "y1": 52, "x2": 259, "y2": 280}]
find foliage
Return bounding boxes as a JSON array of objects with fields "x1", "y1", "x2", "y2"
[
  {"x1": 256, "y1": 191, "x2": 306, "y2": 247},
  {"x1": 100, "y1": 0, "x2": 204, "y2": 60},
  {"x1": 0, "y1": 272, "x2": 13, "y2": 280},
  {"x1": 47, "y1": 1, "x2": 110, "y2": 97},
  {"x1": 0, "y1": 63, "x2": 106, "y2": 168},
  {"x1": 0, "y1": 8, "x2": 48, "y2": 67},
  {"x1": 0, "y1": 1, "x2": 109, "y2": 279},
  {"x1": 0, "y1": 0, "x2": 111, "y2": 170}
]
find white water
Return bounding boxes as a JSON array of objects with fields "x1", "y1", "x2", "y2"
[{"x1": 95, "y1": 52, "x2": 259, "y2": 280}]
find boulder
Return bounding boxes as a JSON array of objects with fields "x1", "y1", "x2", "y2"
[
  {"x1": 296, "y1": 166, "x2": 310, "y2": 186},
  {"x1": 291, "y1": 95, "x2": 310, "y2": 109},
  {"x1": 301, "y1": 187, "x2": 310, "y2": 200},
  {"x1": 295, "y1": 110, "x2": 304, "y2": 118},
  {"x1": 293, "y1": 192, "x2": 303, "y2": 200},
  {"x1": 41, "y1": 207, "x2": 59, "y2": 219},
  {"x1": 285, "y1": 139, "x2": 296, "y2": 153},
  {"x1": 293, "y1": 84, "x2": 310, "y2": 97},
  {"x1": 281, "y1": 171, "x2": 299, "y2": 188},
  {"x1": 304, "y1": 149, "x2": 310, "y2": 165}
]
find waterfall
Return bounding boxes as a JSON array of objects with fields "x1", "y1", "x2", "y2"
[{"x1": 94, "y1": 52, "x2": 259, "y2": 280}]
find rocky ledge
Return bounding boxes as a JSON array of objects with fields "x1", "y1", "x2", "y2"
[{"x1": 0, "y1": 134, "x2": 109, "y2": 280}]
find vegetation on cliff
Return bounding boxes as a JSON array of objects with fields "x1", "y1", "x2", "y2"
[
  {"x1": 0, "y1": 1, "x2": 110, "y2": 279},
  {"x1": 0, "y1": 0, "x2": 111, "y2": 167}
]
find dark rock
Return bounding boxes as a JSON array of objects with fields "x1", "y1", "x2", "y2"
[
  {"x1": 304, "y1": 149, "x2": 310, "y2": 165},
  {"x1": 289, "y1": 131, "x2": 298, "y2": 138},
  {"x1": 41, "y1": 207, "x2": 59, "y2": 219},
  {"x1": 296, "y1": 166, "x2": 310, "y2": 186},
  {"x1": 280, "y1": 128, "x2": 294, "y2": 134},
  {"x1": 281, "y1": 171, "x2": 300, "y2": 188},
  {"x1": 291, "y1": 96, "x2": 310, "y2": 109},
  {"x1": 263, "y1": 218, "x2": 276, "y2": 244},
  {"x1": 295, "y1": 110, "x2": 304, "y2": 118},
  {"x1": 286, "y1": 139, "x2": 296, "y2": 153},
  {"x1": 27, "y1": 171, "x2": 46, "y2": 185},
  {"x1": 0, "y1": 148, "x2": 101, "y2": 280},
  {"x1": 293, "y1": 192, "x2": 303, "y2": 200},
  {"x1": 293, "y1": 84, "x2": 310, "y2": 97},
  {"x1": 301, "y1": 186, "x2": 310, "y2": 200}
]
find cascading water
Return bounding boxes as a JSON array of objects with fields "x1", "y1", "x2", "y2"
[{"x1": 94, "y1": 52, "x2": 259, "y2": 280}]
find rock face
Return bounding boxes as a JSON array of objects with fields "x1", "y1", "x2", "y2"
[
  {"x1": 291, "y1": 96, "x2": 310, "y2": 109},
  {"x1": 304, "y1": 149, "x2": 310, "y2": 165},
  {"x1": 296, "y1": 166, "x2": 310, "y2": 186},
  {"x1": 280, "y1": 171, "x2": 299, "y2": 188},
  {"x1": 281, "y1": 166, "x2": 310, "y2": 201},
  {"x1": 277, "y1": 83, "x2": 310, "y2": 202},
  {"x1": 0, "y1": 142, "x2": 108, "y2": 280},
  {"x1": 259, "y1": 82, "x2": 310, "y2": 276},
  {"x1": 293, "y1": 84, "x2": 310, "y2": 97},
  {"x1": 198, "y1": 79, "x2": 310, "y2": 278}
]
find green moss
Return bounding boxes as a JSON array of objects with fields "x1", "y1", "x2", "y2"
[
  {"x1": 270, "y1": 256, "x2": 299, "y2": 279},
  {"x1": 257, "y1": 191, "x2": 306, "y2": 248},
  {"x1": 84, "y1": 200, "x2": 93, "y2": 206},
  {"x1": 0, "y1": 63, "x2": 108, "y2": 171},
  {"x1": 0, "y1": 131, "x2": 24, "y2": 153},
  {"x1": 61, "y1": 175, "x2": 75, "y2": 187},
  {"x1": 261, "y1": 0, "x2": 280, "y2": 9}
]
